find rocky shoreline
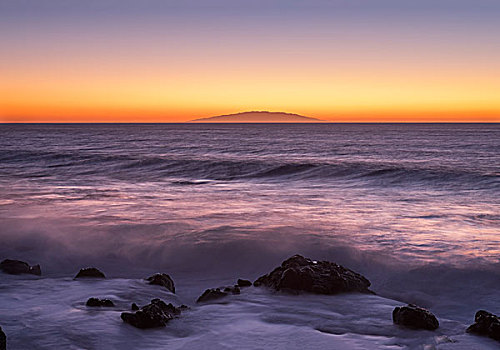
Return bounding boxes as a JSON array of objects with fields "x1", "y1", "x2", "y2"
[{"x1": 0, "y1": 255, "x2": 498, "y2": 348}]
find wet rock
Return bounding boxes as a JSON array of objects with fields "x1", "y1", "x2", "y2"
[
  {"x1": 196, "y1": 286, "x2": 240, "y2": 303},
  {"x1": 146, "y1": 273, "x2": 175, "y2": 293},
  {"x1": 466, "y1": 310, "x2": 500, "y2": 341},
  {"x1": 197, "y1": 288, "x2": 228, "y2": 303},
  {"x1": 0, "y1": 259, "x2": 41, "y2": 276},
  {"x1": 121, "y1": 298, "x2": 183, "y2": 329},
  {"x1": 253, "y1": 254, "x2": 372, "y2": 295},
  {"x1": 0, "y1": 326, "x2": 5, "y2": 350},
  {"x1": 75, "y1": 267, "x2": 105, "y2": 279},
  {"x1": 131, "y1": 303, "x2": 139, "y2": 311},
  {"x1": 237, "y1": 279, "x2": 252, "y2": 287},
  {"x1": 86, "y1": 298, "x2": 114, "y2": 307},
  {"x1": 224, "y1": 286, "x2": 240, "y2": 294},
  {"x1": 393, "y1": 304, "x2": 439, "y2": 330}
]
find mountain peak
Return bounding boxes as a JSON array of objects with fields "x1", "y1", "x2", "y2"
[{"x1": 190, "y1": 111, "x2": 324, "y2": 123}]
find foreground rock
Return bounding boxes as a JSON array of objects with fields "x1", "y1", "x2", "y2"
[
  {"x1": 0, "y1": 259, "x2": 41, "y2": 276},
  {"x1": 86, "y1": 298, "x2": 114, "y2": 307},
  {"x1": 146, "y1": 273, "x2": 175, "y2": 293},
  {"x1": 0, "y1": 326, "x2": 5, "y2": 350},
  {"x1": 393, "y1": 304, "x2": 439, "y2": 330},
  {"x1": 197, "y1": 286, "x2": 240, "y2": 303},
  {"x1": 237, "y1": 279, "x2": 252, "y2": 287},
  {"x1": 121, "y1": 299, "x2": 183, "y2": 329},
  {"x1": 466, "y1": 310, "x2": 500, "y2": 341},
  {"x1": 75, "y1": 267, "x2": 105, "y2": 279},
  {"x1": 253, "y1": 255, "x2": 372, "y2": 294}
]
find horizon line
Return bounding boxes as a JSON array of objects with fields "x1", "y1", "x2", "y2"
[{"x1": 2, "y1": 121, "x2": 499, "y2": 124}]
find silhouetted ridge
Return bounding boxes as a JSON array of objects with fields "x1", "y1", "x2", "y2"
[{"x1": 190, "y1": 111, "x2": 323, "y2": 123}]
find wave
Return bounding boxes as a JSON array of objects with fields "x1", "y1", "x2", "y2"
[
  {"x1": 0, "y1": 149, "x2": 498, "y2": 189},
  {"x1": 0, "y1": 216, "x2": 498, "y2": 322}
]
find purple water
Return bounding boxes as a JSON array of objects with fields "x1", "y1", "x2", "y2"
[{"x1": 0, "y1": 123, "x2": 499, "y2": 349}]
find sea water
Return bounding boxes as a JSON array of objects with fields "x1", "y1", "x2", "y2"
[{"x1": 0, "y1": 123, "x2": 499, "y2": 349}]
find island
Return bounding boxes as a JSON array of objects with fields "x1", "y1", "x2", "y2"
[{"x1": 189, "y1": 111, "x2": 325, "y2": 123}]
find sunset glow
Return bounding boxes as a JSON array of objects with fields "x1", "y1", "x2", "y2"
[
  {"x1": 1, "y1": 1, "x2": 499, "y2": 122},
  {"x1": 1, "y1": 2, "x2": 500, "y2": 348}
]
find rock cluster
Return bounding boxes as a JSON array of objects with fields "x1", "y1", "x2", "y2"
[
  {"x1": 75, "y1": 267, "x2": 105, "y2": 279},
  {"x1": 253, "y1": 255, "x2": 372, "y2": 294},
  {"x1": 466, "y1": 310, "x2": 500, "y2": 341},
  {"x1": 86, "y1": 298, "x2": 114, "y2": 307},
  {"x1": 6, "y1": 254, "x2": 496, "y2": 341},
  {"x1": 121, "y1": 299, "x2": 184, "y2": 329},
  {"x1": 197, "y1": 286, "x2": 240, "y2": 303},
  {"x1": 146, "y1": 273, "x2": 175, "y2": 293},
  {"x1": 392, "y1": 304, "x2": 439, "y2": 330},
  {"x1": 0, "y1": 259, "x2": 41, "y2": 276}
]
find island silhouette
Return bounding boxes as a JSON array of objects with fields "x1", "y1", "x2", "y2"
[{"x1": 190, "y1": 111, "x2": 324, "y2": 123}]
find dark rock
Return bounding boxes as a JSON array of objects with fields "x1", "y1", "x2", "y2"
[
  {"x1": 466, "y1": 310, "x2": 500, "y2": 341},
  {"x1": 75, "y1": 267, "x2": 105, "y2": 279},
  {"x1": 146, "y1": 273, "x2": 175, "y2": 293},
  {"x1": 393, "y1": 304, "x2": 439, "y2": 330},
  {"x1": 253, "y1": 255, "x2": 372, "y2": 295},
  {"x1": 237, "y1": 279, "x2": 252, "y2": 287},
  {"x1": 0, "y1": 259, "x2": 41, "y2": 276},
  {"x1": 197, "y1": 288, "x2": 228, "y2": 303},
  {"x1": 31, "y1": 264, "x2": 41, "y2": 276},
  {"x1": 86, "y1": 298, "x2": 114, "y2": 307},
  {"x1": 121, "y1": 298, "x2": 183, "y2": 329},
  {"x1": 196, "y1": 285, "x2": 240, "y2": 303},
  {"x1": 0, "y1": 326, "x2": 5, "y2": 350},
  {"x1": 131, "y1": 303, "x2": 139, "y2": 311},
  {"x1": 224, "y1": 286, "x2": 240, "y2": 294}
]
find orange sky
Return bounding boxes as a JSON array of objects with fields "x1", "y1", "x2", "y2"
[{"x1": 1, "y1": 2, "x2": 499, "y2": 122}]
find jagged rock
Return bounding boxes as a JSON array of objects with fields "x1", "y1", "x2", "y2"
[
  {"x1": 0, "y1": 326, "x2": 5, "y2": 350},
  {"x1": 393, "y1": 304, "x2": 439, "y2": 330},
  {"x1": 131, "y1": 303, "x2": 139, "y2": 311},
  {"x1": 121, "y1": 299, "x2": 182, "y2": 329},
  {"x1": 196, "y1": 286, "x2": 240, "y2": 303},
  {"x1": 75, "y1": 267, "x2": 105, "y2": 279},
  {"x1": 86, "y1": 298, "x2": 114, "y2": 307},
  {"x1": 146, "y1": 273, "x2": 175, "y2": 293},
  {"x1": 466, "y1": 310, "x2": 500, "y2": 341},
  {"x1": 237, "y1": 279, "x2": 252, "y2": 287},
  {"x1": 0, "y1": 259, "x2": 41, "y2": 276},
  {"x1": 253, "y1": 255, "x2": 372, "y2": 294}
]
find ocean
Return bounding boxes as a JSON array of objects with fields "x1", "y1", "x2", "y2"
[{"x1": 0, "y1": 123, "x2": 499, "y2": 349}]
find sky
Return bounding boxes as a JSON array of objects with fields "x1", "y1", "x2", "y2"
[{"x1": 1, "y1": 0, "x2": 499, "y2": 122}]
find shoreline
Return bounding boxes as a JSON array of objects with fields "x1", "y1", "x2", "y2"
[{"x1": 1, "y1": 256, "x2": 499, "y2": 349}]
